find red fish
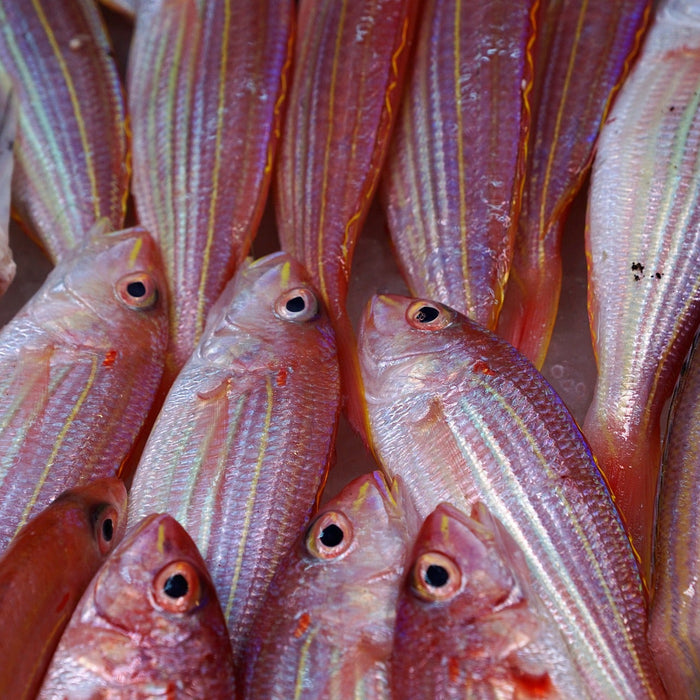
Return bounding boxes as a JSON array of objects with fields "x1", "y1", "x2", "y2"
[
  {"x1": 583, "y1": 0, "x2": 700, "y2": 583},
  {"x1": 39, "y1": 513, "x2": 237, "y2": 698},
  {"x1": 0, "y1": 477, "x2": 127, "y2": 700}
]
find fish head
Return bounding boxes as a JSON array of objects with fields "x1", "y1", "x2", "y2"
[
  {"x1": 198, "y1": 251, "x2": 336, "y2": 371},
  {"x1": 51, "y1": 477, "x2": 128, "y2": 559},
  {"x1": 92, "y1": 513, "x2": 230, "y2": 648},
  {"x1": 407, "y1": 502, "x2": 523, "y2": 616},
  {"x1": 292, "y1": 471, "x2": 414, "y2": 653},
  {"x1": 359, "y1": 294, "x2": 468, "y2": 402},
  {"x1": 30, "y1": 224, "x2": 168, "y2": 350}
]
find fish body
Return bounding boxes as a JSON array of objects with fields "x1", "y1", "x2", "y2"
[
  {"x1": 0, "y1": 477, "x2": 126, "y2": 700},
  {"x1": 498, "y1": 0, "x2": 651, "y2": 368},
  {"x1": 243, "y1": 471, "x2": 414, "y2": 699},
  {"x1": 275, "y1": 0, "x2": 419, "y2": 437},
  {"x1": 39, "y1": 512, "x2": 237, "y2": 698},
  {"x1": 0, "y1": 225, "x2": 167, "y2": 551},
  {"x1": 358, "y1": 294, "x2": 664, "y2": 698},
  {"x1": 128, "y1": 251, "x2": 340, "y2": 666},
  {"x1": 128, "y1": 0, "x2": 293, "y2": 380},
  {"x1": 583, "y1": 0, "x2": 700, "y2": 582},
  {"x1": 381, "y1": 0, "x2": 535, "y2": 330},
  {"x1": 649, "y1": 333, "x2": 700, "y2": 695},
  {"x1": 0, "y1": 0, "x2": 128, "y2": 261},
  {"x1": 392, "y1": 501, "x2": 586, "y2": 699}
]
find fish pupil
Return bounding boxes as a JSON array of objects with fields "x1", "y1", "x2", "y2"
[
  {"x1": 425, "y1": 564, "x2": 449, "y2": 587},
  {"x1": 319, "y1": 523, "x2": 344, "y2": 547},
  {"x1": 102, "y1": 518, "x2": 113, "y2": 542},
  {"x1": 416, "y1": 306, "x2": 439, "y2": 323},
  {"x1": 286, "y1": 296, "x2": 305, "y2": 313},
  {"x1": 126, "y1": 280, "x2": 146, "y2": 298},
  {"x1": 163, "y1": 573, "x2": 189, "y2": 598}
]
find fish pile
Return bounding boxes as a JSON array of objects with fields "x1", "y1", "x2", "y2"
[{"x1": 0, "y1": 0, "x2": 698, "y2": 697}]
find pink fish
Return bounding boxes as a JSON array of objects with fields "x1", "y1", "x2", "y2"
[
  {"x1": 243, "y1": 471, "x2": 415, "y2": 699},
  {"x1": 358, "y1": 294, "x2": 664, "y2": 698},
  {"x1": 128, "y1": 251, "x2": 340, "y2": 669},
  {"x1": 128, "y1": 0, "x2": 294, "y2": 381},
  {"x1": 0, "y1": 225, "x2": 167, "y2": 551},
  {"x1": 381, "y1": 0, "x2": 535, "y2": 330},
  {"x1": 275, "y1": 0, "x2": 419, "y2": 439},
  {"x1": 0, "y1": 0, "x2": 128, "y2": 261}
]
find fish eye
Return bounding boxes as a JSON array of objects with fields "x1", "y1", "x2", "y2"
[
  {"x1": 114, "y1": 272, "x2": 159, "y2": 310},
  {"x1": 411, "y1": 551, "x2": 462, "y2": 602},
  {"x1": 152, "y1": 561, "x2": 202, "y2": 614},
  {"x1": 406, "y1": 300, "x2": 454, "y2": 330},
  {"x1": 274, "y1": 287, "x2": 318, "y2": 322},
  {"x1": 306, "y1": 511, "x2": 353, "y2": 560},
  {"x1": 91, "y1": 504, "x2": 120, "y2": 556}
]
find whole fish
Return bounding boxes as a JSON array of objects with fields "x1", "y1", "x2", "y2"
[
  {"x1": 0, "y1": 0, "x2": 128, "y2": 261},
  {"x1": 583, "y1": 0, "x2": 700, "y2": 583},
  {"x1": 243, "y1": 471, "x2": 415, "y2": 699},
  {"x1": 39, "y1": 513, "x2": 237, "y2": 698},
  {"x1": 0, "y1": 477, "x2": 127, "y2": 700},
  {"x1": 0, "y1": 224, "x2": 167, "y2": 552},
  {"x1": 128, "y1": 251, "x2": 340, "y2": 668},
  {"x1": 498, "y1": 0, "x2": 651, "y2": 369},
  {"x1": 381, "y1": 0, "x2": 535, "y2": 330},
  {"x1": 128, "y1": 0, "x2": 293, "y2": 380},
  {"x1": 649, "y1": 332, "x2": 700, "y2": 695},
  {"x1": 275, "y1": 0, "x2": 419, "y2": 439},
  {"x1": 392, "y1": 501, "x2": 586, "y2": 699},
  {"x1": 358, "y1": 294, "x2": 664, "y2": 698}
]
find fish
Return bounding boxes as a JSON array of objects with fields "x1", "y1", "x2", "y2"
[
  {"x1": 498, "y1": 0, "x2": 651, "y2": 369},
  {"x1": 275, "y1": 0, "x2": 420, "y2": 439},
  {"x1": 649, "y1": 331, "x2": 700, "y2": 695},
  {"x1": 0, "y1": 224, "x2": 168, "y2": 552},
  {"x1": 0, "y1": 0, "x2": 128, "y2": 261},
  {"x1": 583, "y1": 0, "x2": 700, "y2": 583},
  {"x1": 128, "y1": 0, "x2": 293, "y2": 381},
  {"x1": 0, "y1": 477, "x2": 126, "y2": 700},
  {"x1": 358, "y1": 294, "x2": 664, "y2": 698},
  {"x1": 38, "y1": 512, "x2": 237, "y2": 698},
  {"x1": 392, "y1": 501, "x2": 587, "y2": 698},
  {"x1": 243, "y1": 471, "x2": 415, "y2": 699},
  {"x1": 128, "y1": 251, "x2": 340, "y2": 669},
  {"x1": 381, "y1": 0, "x2": 535, "y2": 331}
]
